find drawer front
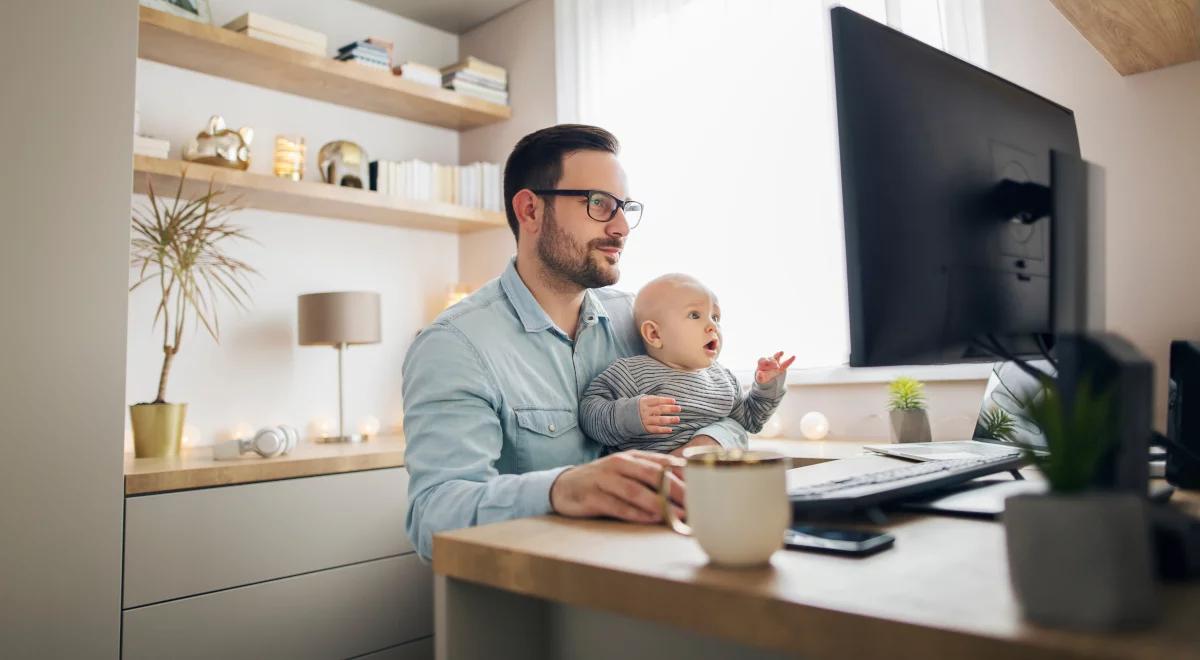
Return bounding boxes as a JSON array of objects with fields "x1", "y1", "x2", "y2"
[
  {"x1": 125, "y1": 468, "x2": 409, "y2": 607},
  {"x1": 122, "y1": 553, "x2": 432, "y2": 660},
  {"x1": 357, "y1": 637, "x2": 434, "y2": 659}
]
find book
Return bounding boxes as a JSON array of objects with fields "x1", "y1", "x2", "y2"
[
  {"x1": 338, "y1": 41, "x2": 388, "y2": 57},
  {"x1": 237, "y1": 27, "x2": 325, "y2": 56},
  {"x1": 341, "y1": 59, "x2": 389, "y2": 71},
  {"x1": 365, "y1": 37, "x2": 394, "y2": 64},
  {"x1": 445, "y1": 79, "x2": 509, "y2": 105},
  {"x1": 440, "y1": 56, "x2": 507, "y2": 85},
  {"x1": 133, "y1": 135, "x2": 169, "y2": 159},
  {"x1": 443, "y1": 70, "x2": 507, "y2": 91},
  {"x1": 336, "y1": 49, "x2": 389, "y2": 65},
  {"x1": 224, "y1": 13, "x2": 327, "y2": 50}
]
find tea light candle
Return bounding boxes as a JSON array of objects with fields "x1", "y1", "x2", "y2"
[
  {"x1": 800, "y1": 411, "x2": 830, "y2": 440},
  {"x1": 358, "y1": 415, "x2": 381, "y2": 438}
]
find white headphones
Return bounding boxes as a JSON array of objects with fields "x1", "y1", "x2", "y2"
[{"x1": 212, "y1": 425, "x2": 299, "y2": 460}]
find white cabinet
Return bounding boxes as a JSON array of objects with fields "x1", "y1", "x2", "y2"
[{"x1": 122, "y1": 467, "x2": 430, "y2": 659}]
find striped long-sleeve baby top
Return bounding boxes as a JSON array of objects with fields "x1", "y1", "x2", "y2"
[{"x1": 579, "y1": 354, "x2": 786, "y2": 453}]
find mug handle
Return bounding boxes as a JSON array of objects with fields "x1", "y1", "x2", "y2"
[{"x1": 658, "y1": 464, "x2": 692, "y2": 536}]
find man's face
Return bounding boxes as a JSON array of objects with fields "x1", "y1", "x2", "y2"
[{"x1": 535, "y1": 150, "x2": 630, "y2": 289}]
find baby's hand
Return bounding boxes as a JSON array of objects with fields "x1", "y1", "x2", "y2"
[
  {"x1": 639, "y1": 395, "x2": 681, "y2": 435},
  {"x1": 755, "y1": 351, "x2": 796, "y2": 384}
]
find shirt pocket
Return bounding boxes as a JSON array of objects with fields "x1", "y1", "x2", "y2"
[{"x1": 513, "y1": 408, "x2": 583, "y2": 471}]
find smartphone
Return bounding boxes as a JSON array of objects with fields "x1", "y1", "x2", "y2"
[{"x1": 783, "y1": 524, "x2": 895, "y2": 556}]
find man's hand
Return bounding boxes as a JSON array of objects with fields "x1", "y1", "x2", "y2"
[
  {"x1": 550, "y1": 451, "x2": 686, "y2": 523},
  {"x1": 669, "y1": 434, "x2": 719, "y2": 457},
  {"x1": 755, "y1": 351, "x2": 796, "y2": 384},
  {"x1": 639, "y1": 395, "x2": 681, "y2": 435}
]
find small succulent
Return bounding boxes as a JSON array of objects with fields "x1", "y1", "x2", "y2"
[
  {"x1": 978, "y1": 406, "x2": 1017, "y2": 442},
  {"x1": 887, "y1": 376, "x2": 927, "y2": 411}
]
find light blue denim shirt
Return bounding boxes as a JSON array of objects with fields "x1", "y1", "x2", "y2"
[{"x1": 402, "y1": 258, "x2": 748, "y2": 560}]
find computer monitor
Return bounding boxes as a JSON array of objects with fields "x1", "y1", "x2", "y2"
[{"x1": 830, "y1": 7, "x2": 1084, "y2": 367}]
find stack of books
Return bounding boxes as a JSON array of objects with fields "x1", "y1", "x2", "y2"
[
  {"x1": 223, "y1": 13, "x2": 327, "y2": 56},
  {"x1": 336, "y1": 40, "x2": 390, "y2": 71},
  {"x1": 398, "y1": 62, "x2": 441, "y2": 88},
  {"x1": 133, "y1": 135, "x2": 170, "y2": 159},
  {"x1": 441, "y1": 57, "x2": 508, "y2": 106},
  {"x1": 370, "y1": 159, "x2": 503, "y2": 211}
]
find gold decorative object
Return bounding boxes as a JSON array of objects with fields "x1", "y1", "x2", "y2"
[
  {"x1": 183, "y1": 115, "x2": 253, "y2": 170},
  {"x1": 273, "y1": 134, "x2": 306, "y2": 181},
  {"x1": 318, "y1": 140, "x2": 367, "y2": 188},
  {"x1": 130, "y1": 403, "x2": 187, "y2": 458},
  {"x1": 129, "y1": 175, "x2": 257, "y2": 457}
]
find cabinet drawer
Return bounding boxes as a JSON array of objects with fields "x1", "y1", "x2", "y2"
[
  {"x1": 124, "y1": 468, "x2": 409, "y2": 607},
  {"x1": 122, "y1": 553, "x2": 432, "y2": 660},
  {"x1": 357, "y1": 637, "x2": 433, "y2": 659}
]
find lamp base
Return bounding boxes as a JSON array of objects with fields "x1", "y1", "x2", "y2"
[{"x1": 315, "y1": 434, "x2": 368, "y2": 444}]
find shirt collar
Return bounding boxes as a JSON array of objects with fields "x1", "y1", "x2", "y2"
[{"x1": 500, "y1": 258, "x2": 612, "y2": 334}]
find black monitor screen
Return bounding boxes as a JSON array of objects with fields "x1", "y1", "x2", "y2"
[{"x1": 831, "y1": 7, "x2": 1080, "y2": 367}]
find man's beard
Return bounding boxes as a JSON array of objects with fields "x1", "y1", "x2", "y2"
[{"x1": 536, "y1": 205, "x2": 621, "y2": 290}]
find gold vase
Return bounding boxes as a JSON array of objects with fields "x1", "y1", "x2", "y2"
[{"x1": 130, "y1": 403, "x2": 188, "y2": 458}]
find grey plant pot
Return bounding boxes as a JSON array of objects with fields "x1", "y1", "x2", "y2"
[
  {"x1": 889, "y1": 409, "x2": 931, "y2": 443},
  {"x1": 1004, "y1": 492, "x2": 1159, "y2": 630}
]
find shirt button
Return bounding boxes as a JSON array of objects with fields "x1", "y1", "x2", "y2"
[{"x1": 548, "y1": 424, "x2": 556, "y2": 432}]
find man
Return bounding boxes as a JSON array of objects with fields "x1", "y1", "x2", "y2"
[{"x1": 402, "y1": 124, "x2": 747, "y2": 561}]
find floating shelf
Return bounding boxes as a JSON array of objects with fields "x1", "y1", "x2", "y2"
[
  {"x1": 136, "y1": 6, "x2": 511, "y2": 130},
  {"x1": 1050, "y1": 0, "x2": 1200, "y2": 76},
  {"x1": 133, "y1": 156, "x2": 508, "y2": 234}
]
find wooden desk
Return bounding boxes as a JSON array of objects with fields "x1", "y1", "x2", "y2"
[{"x1": 432, "y1": 456, "x2": 1200, "y2": 660}]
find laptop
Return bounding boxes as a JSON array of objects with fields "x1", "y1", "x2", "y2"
[{"x1": 865, "y1": 361, "x2": 1052, "y2": 462}]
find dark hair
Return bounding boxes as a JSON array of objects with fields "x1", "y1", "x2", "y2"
[{"x1": 503, "y1": 124, "x2": 619, "y2": 240}]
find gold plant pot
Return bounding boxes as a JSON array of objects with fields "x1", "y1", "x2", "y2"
[{"x1": 130, "y1": 402, "x2": 188, "y2": 458}]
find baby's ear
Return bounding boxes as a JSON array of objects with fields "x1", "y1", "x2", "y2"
[{"x1": 640, "y1": 320, "x2": 662, "y2": 348}]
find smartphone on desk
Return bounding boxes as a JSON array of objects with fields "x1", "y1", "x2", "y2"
[{"x1": 783, "y1": 524, "x2": 895, "y2": 557}]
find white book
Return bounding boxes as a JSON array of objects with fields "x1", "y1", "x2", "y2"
[
  {"x1": 133, "y1": 135, "x2": 170, "y2": 159},
  {"x1": 224, "y1": 13, "x2": 327, "y2": 50},
  {"x1": 238, "y1": 28, "x2": 325, "y2": 56}
]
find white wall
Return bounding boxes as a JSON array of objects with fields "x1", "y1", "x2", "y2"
[
  {"x1": 983, "y1": 0, "x2": 1200, "y2": 430},
  {"x1": 0, "y1": 2, "x2": 135, "y2": 656},
  {"x1": 457, "y1": 0, "x2": 559, "y2": 288},
  {"x1": 128, "y1": 0, "x2": 465, "y2": 445}
]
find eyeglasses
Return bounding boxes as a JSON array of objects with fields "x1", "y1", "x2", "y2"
[{"x1": 531, "y1": 189, "x2": 643, "y2": 229}]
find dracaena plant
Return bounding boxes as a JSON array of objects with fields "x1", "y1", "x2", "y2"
[
  {"x1": 887, "y1": 376, "x2": 927, "y2": 411},
  {"x1": 130, "y1": 174, "x2": 256, "y2": 404}
]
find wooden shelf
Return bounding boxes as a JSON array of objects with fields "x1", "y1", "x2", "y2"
[
  {"x1": 124, "y1": 436, "x2": 406, "y2": 495},
  {"x1": 1050, "y1": 0, "x2": 1200, "y2": 76},
  {"x1": 133, "y1": 155, "x2": 508, "y2": 234},
  {"x1": 136, "y1": 6, "x2": 511, "y2": 130}
]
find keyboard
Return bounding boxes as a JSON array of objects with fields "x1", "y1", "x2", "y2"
[{"x1": 789, "y1": 455, "x2": 1024, "y2": 516}]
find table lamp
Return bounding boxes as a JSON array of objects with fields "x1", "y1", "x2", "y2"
[{"x1": 298, "y1": 291, "x2": 381, "y2": 443}]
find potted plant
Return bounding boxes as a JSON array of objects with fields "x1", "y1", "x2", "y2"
[
  {"x1": 977, "y1": 406, "x2": 1017, "y2": 442},
  {"x1": 128, "y1": 174, "x2": 256, "y2": 457},
  {"x1": 1004, "y1": 376, "x2": 1158, "y2": 630},
  {"x1": 887, "y1": 376, "x2": 930, "y2": 443}
]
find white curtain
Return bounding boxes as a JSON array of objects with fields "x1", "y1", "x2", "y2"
[{"x1": 556, "y1": 0, "x2": 987, "y2": 373}]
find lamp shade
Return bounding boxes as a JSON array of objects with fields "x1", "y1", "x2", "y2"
[{"x1": 297, "y1": 291, "x2": 381, "y2": 346}]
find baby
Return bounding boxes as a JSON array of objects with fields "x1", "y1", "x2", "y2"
[{"x1": 579, "y1": 273, "x2": 794, "y2": 453}]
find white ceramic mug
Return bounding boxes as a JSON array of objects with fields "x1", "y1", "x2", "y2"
[{"x1": 659, "y1": 446, "x2": 791, "y2": 566}]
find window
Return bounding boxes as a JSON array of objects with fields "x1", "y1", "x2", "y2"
[{"x1": 556, "y1": 0, "x2": 987, "y2": 374}]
